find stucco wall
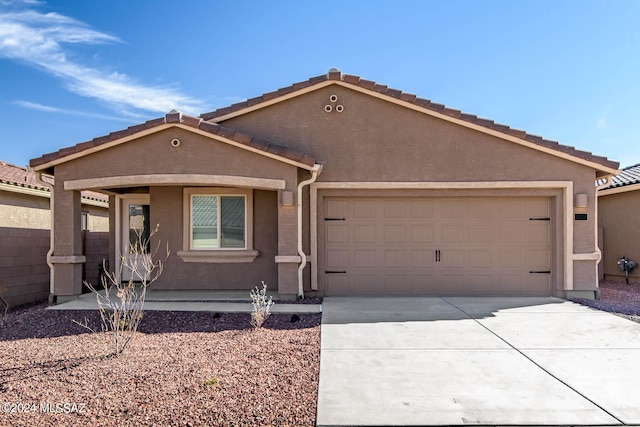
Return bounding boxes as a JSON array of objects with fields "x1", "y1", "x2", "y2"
[
  {"x1": 224, "y1": 85, "x2": 600, "y2": 294},
  {"x1": 51, "y1": 132, "x2": 298, "y2": 295},
  {"x1": 0, "y1": 190, "x2": 108, "y2": 306},
  {"x1": 149, "y1": 187, "x2": 279, "y2": 290},
  {"x1": 598, "y1": 190, "x2": 640, "y2": 282}
]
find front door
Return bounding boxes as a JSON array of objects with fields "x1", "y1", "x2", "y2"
[{"x1": 119, "y1": 195, "x2": 151, "y2": 282}]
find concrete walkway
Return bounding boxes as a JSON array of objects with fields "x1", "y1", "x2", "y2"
[
  {"x1": 317, "y1": 296, "x2": 640, "y2": 426},
  {"x1": 47, "y1": 289, "x2": 322, "y2": 314}
]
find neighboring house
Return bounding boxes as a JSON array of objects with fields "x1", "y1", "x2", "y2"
[
  {"x1": 29, "y1": 70, "x2": 619, "y2": 302},
  {"x1": 0, "y1": 161, "x2": 109, "y2": 307},
  {"x1": 598, "y1": 163, "x2": 640, "y2": 283}
]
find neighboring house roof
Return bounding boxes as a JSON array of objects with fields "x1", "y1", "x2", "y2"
[
  {"x1": 29, "y1": 111, "x2": 317, "y2": 171},
  {"x1": 599, "y1": 163, "x2": 640, "y2": 196},
  {"x1": 0, "y1": 161, "x2": 108, "y2": 204},
  {"x1": 29, "y1": 70, "x2": 618, "y2": 175}
]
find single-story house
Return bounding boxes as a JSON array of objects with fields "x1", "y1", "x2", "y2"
[
  {"x1": 598, "y1": 163, "x2": 640, "y2": 283},
  {"x1": 29, "y1": 70, "x2": 619, "y2": 302},
  {"x1": 0, "y1": 161, "x2": 109, "y2": 306}
]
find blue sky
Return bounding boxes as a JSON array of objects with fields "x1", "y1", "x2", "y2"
[{"x1": 1, "y1": 0, "x2": 639, "y2": 169}]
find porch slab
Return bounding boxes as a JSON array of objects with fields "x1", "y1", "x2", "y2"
[{"x1": 46, "y1": 290, "x2": 321, "y2": 314}]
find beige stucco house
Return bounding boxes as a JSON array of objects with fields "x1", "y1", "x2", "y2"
[
  {"x1": 29, "y1": 70, "x2": 619, "y2": 302},
  {"x1": 0, "y1": 161, "x2": 108, "y2": 306},
  {"x1": 598, "y1": 163, "x2": 640, "y2": 283}
]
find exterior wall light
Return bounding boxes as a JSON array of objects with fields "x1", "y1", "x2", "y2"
[
  {"x1": 281, "y1": 190, "x2": 294, "y2": 206},
  {"x1": 575, "y1": 193, "x2": 588, "y2": 208}
]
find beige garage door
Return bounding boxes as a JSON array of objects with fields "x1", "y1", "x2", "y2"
[{"x1": 323, "y1": 197, "x2": 552, "y2": 296}]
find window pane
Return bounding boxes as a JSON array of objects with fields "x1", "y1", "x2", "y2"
[
  {"x1": 220, "y1": 196, "x2": 245, "y2": 248},
  {"x1": 192, "y1": 196, "x2": 218, "y2": 248},
  {"x1": 129, "y1": 204, "x2": 150, "y2": 254}
]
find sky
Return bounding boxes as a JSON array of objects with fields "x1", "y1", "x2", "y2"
[{"x1": 0, "y1": 0, "x2": 639, "y2": 169}]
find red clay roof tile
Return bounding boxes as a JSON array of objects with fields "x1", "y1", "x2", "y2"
[
  {"x1": 30, "y1": 112, "x2": 317, "y2": 169},
  {"x1": 30, "y1": 71, "x2": 618, "y2": 172},
  {"x1": 0, "y1": 161, "x2": 107, "y2": 203}
]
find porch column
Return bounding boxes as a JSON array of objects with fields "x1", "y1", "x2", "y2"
[
  {"x1": 50, "y1": 185, "x2": 85, "y2": 302},
  {"x1": 276, "y1": 188, "x2": 300, "y2": 299}
]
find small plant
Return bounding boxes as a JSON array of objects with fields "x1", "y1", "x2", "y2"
[
  {"x1": 250, "y1": 281, "x2": 274, "y2": 328},
  {"x1": 204, "y1": 378, "x2": 218, "y2": 387},
  {"x1": 74, "y1": 224, "x2": 168, "y2": 356}
]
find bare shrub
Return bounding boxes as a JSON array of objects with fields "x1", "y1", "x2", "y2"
[
  {"x1": 250, "y1": 281, "x2": 274, "y2": 328},
  {"x1": 75, "y1": 224, "x2": 168, "y2": 355}
]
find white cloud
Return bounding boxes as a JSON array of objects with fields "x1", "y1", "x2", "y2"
[
  {"x1": 14, "y1": 100, "x2": 137, "y2": 122},
  {"x1": 0, "y1": 5, "x2": 206, "y2": 115}
]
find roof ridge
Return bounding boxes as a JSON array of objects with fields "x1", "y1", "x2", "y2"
[
  {"x1": 199, "y1": 70, "x2": 618, "y2": 171},
  {"x1": 29, "y1": 112, "x2": 317, "y2": 169}
]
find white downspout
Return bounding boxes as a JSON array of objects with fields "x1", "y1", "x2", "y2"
[
  {"x1": 296, "y1": 164, "x2": 323, "y2": 299},
  {"x1": 34, "y1": 171, "x2": 55, "y2": 302}
]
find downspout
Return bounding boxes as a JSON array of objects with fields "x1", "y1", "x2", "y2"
[
  {"x1": 297, "y1": 164, "x2": 323, "y2": 299},
  {"x1": 35, "y1": 171, "x2": 55, "y2": 303}
]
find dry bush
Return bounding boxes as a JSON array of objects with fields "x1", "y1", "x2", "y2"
[
  {"x1": 75, "y1": 224, "x2": 168, "y2": 355},
  {"x1": 250, "y1": 281, "x2": 274, "y2": 328}
]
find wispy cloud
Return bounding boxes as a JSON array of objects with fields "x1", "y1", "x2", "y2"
[
  {"x1": 0, "y1": 3, "x2": 206, "y2": 116},
  {"x1": 14, "y1": 100, "x2": 137, "y2": 122}
]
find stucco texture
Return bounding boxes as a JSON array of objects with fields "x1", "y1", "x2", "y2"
[{"x1": 599, "y1": 190, "x2": 640, "y2": 281}]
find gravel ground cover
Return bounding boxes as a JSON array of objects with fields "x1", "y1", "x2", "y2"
[
  {"x1": 0, "y1": 303, "x2": 321, "y2": 427},
  {"x1": 572, "y1": 280, "x2": 640, "y2": 324}
]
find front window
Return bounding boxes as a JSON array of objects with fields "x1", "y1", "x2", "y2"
[{"x1": 191, "y1": 195, "x2": 246, "y2": 250}]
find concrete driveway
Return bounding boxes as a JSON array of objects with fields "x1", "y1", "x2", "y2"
[{"x1": 317, "y1": 296, "x2": 640, "y2": 426}]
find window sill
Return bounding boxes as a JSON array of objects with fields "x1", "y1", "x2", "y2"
[{"x1": 177, "y1": 249, "x2": 260, "y2": 263}]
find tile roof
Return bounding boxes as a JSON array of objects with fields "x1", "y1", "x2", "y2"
[
  {"x1": 200, "y1": 70, "x2": 619, "y2": 171},
  {"x1": 29, "y1": 111, "x2": 317, "y2": 170},
  {"x1": 602, "y1": 163, "x2": 640, "y2": 189},
  {"x1": 0, "y1": 161, "x2": 108, "y2": 203},
  {"x1": 28, "y1": 70, "x2": 618, "y2": 173}
]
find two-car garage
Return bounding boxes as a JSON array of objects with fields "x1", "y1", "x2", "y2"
[{"x1": 322, "y1": 196, "x2": 553, "y2": 296}]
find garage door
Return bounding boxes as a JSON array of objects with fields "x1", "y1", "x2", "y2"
[{"x1": 323, "y1": 197, "x2": 551, "y2": 296}]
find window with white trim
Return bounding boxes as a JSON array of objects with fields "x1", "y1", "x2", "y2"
[
  {"x1": 179, "y1": 188, "x2": 257, "y2": 263},
  {"x1": 191, "y1": 195, "x2": 246, "y2": 249}
]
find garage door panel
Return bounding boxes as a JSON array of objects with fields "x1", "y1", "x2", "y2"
[
  {"x1": 524, "y1": 223, "x2": 551, "y2": 243},
  {"x1": 468, "y1": 225, "x2": 492, "y2": 243},
  {"x1": 441, "y1": 249, "x2": 465, "y2": 268},
  {"x1": 384, "y1": 200, "x2": 409, "y2": 218},
  {"x1": 411, "y1": 225, "x2": 434, "y2": 242},
  {"x1": 326, "y1": 249, "x2": 349, "y2": 269},
  {"x1": 326, "y1": 199, "x2": 350, "y2": 218},
  {"x1": 353, "y1": 200, "x2": 377, "y2": 218},
  {"x1": 354, "y1": 225, "x2": 376, "y2": 243},
  {"x1": 354, "y1": 250, "x2": 377, "y2": 268},
  {"x1": 468, "y1": 251, "x2": 492, "y2": 268},
  {"x1": 442, "y1": 225, "x2": 464, "y2": 243},
  {"x1": 324, "y1": 197, "x2": 552, "y2": 296},
  {"x1": 384, "y1": 249, "x2": 407, "y2": 267},
  {"x1": 384, "y1": 225, "x2": 406, "y2": 243},
  {"x1": 410, "y1": 200, "x2": 435, "y2": 218},
  {"x1": 412, "y1": 250, "x2": 435, "y2": 267},
  {"x1": 326, "y1": 224, "x2": 350, "y2": 243},
  {"x1": 440, "y1": 199, "x2": 466, "y2": 218}
]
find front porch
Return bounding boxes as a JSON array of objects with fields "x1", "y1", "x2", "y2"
[{"x1": 46, "y1": 289, "x2": 322, "y2": 314}]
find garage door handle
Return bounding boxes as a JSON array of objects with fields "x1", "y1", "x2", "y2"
[
  {"x1": 435, "y1": 249, "x2": 441, "y2": 262},
  {"x1": 326, "y1": 270, "x2": 347, "y2": 274},
  {"x1": 325, "y1": 218, "x2": 346, "y2": 221},
  {"x1": 529, "y1": 270, "x2": 551, "y2": 274}
]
